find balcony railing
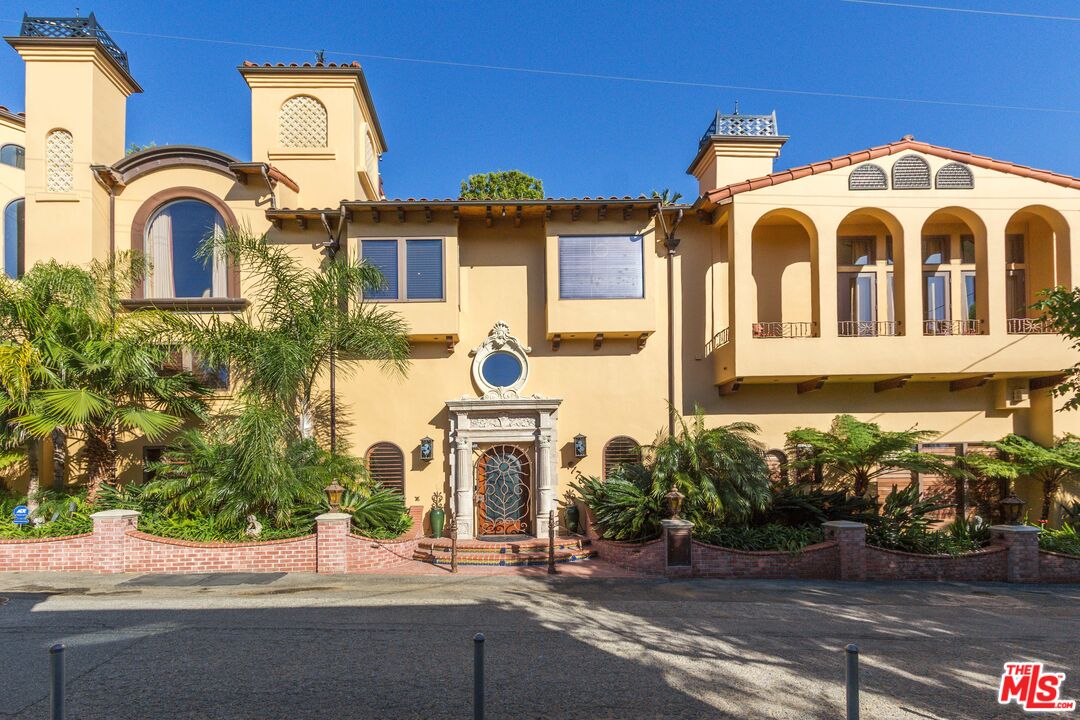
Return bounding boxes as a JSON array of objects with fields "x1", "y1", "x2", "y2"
[
  {"x1": 838, "y1": 321, "x2": 899, "y2": 337},
  {"x1": 1007, "y1": 317, "x2": 1055, "y2": 335},
  {"x1": 752, "y1": 321, "x2": 816, "y2": 339},
  {"x1": 923, "y1": 319, "x2": 982, "y2": 336},
  {"x1": 705, "y1": 327, "x2": 730, "y2": 354}
]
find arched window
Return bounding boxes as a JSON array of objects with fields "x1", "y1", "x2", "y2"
[
  {"x1": 279, "y1": 95, "x2": 328, "y2": 148},
  {"x1": 46, "y1": 129, "x2": 73, "y2": 192},
  {"x1": 3, "y1": 198, "x2": 24, "y2": 279},
  {"x1": 366, "y1": 442, "x2": 405, "y2": 494},
  {"x1": 848, "y1": 163, "x2": 887, "y2": 190},
  {"x1": 935, "y1": 162, "x2": 974, "y2": 190},
  {"x1": 0, "y1": 144, "x2": 24, "y2": 170},
  {"x1": 143, "y1": 199, "x2": 226, "y2": 299},
  {"x1": 602, "y1": 436, "x2": 641, "y2": 479},
  {"x1": 892, "y1": 155, "x2": 931, "y2": 190}
]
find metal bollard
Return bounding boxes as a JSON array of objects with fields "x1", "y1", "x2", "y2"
[
  {"x1": 50, "y1": 643, "x2": 65, "y2": 720},
  {"x1": 845, "y1": 643, "x2": 859, "y2": 720},
  {"x1": 547, "y1": 508, "x2": 557, "y2": 575},
  {"x1": 473, "y1": 633, "x2": 485, "y2": 720},
  {"x1": 449, "y1": 512, "x2": 458, "y2": 574}
]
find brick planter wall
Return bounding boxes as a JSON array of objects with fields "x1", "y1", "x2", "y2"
[
  {"x1": 865, "y1": 545, "x2": 1007, "y2": 582},
  {"x1": 1038, "y1": 550, "x2": 1080, "y2": 583},
  {"x1": 590, "y1": 537, "x2": 665, "y2": 575},
  {"x1": 122, "y1": 531, "x2": 317, "y2": 574},
  {"x1": 0, "y1": 534, "x2": 95, "y2": 572},
  {"x1": 692, "y1": 540, "x2": 840, "y2": 580},
  {"x1": 347, "y1": 535, "x2": 421, "y2": 572}
]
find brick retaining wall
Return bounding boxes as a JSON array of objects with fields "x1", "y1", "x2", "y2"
[
  {"x1": 865, "y1": 545, "x2": 1007, "y2": 582},
  {"x1": 692, "y1": 540, "x2": 840, "y2": 580},
  {"x1": 122, "y1": 531, "x2": 318, "y2": 574},
  {"x1": 0, "y1": 533, "x2": 95, "y2": 572},
  {"x1": 1039, "y1": 550, "x2": 1080, "y2": 583},
  {"x1": 590, "y1": 537, "x2": 665, "y2": 575}
]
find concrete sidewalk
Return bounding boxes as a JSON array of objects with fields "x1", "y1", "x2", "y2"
[{"x1": 0, "y1": 572, "x2": 1076, "y2": 719}]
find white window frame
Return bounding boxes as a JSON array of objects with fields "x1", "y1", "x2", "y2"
[{"x1": 359, "y1": 236, "x2": 446, "y2": 303}]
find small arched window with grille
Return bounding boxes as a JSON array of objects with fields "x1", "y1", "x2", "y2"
[
  {"x1": 279, "y1": 95, "x2": 328, "y2": 148},
  {"x1": 366, "y1": 442, "x2": 405, "y2": 494},
  {"x1": 848, "y1": 163, "x2": 887, "y2": 190},
  {"x1": 935, "y1": 162, "x2": 974, "y2": 190},
  {"x1": 46, "y1": 129, "x2": 74, "y2": 192},
  {"x1": 891, "y1": 155, "x2": 931, "y2": 189},
  {"x1": 602, "y1": 436, "x2": 641, "y2": 479}
]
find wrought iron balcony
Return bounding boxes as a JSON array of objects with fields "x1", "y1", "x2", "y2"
[
  {"x1": 1007, "y1": 317, "x2": 1055, "y2": 335},
  {"x1": 923, "y1": 319, "x2": 982, "y2": 336},
  {"x1": 19, "y1": 13, "x2": 129, "y2": 71},
  {"x1": 837, "y1": 321, "x2": 899, "y2": 337},
  {"x1": 752, "y1": 321, "x2": 816, "y2": 339},
  {"x1": 705, "y1": 327, "x2": 730, "y2": 354}
]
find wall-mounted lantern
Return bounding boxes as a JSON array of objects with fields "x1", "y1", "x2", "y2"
[
  {"x1": 420, "y1": 436, "x2": 434, "y2": 463},
  {"x1": 573, "y1": 434, "x2": 587, "y2": 459}
]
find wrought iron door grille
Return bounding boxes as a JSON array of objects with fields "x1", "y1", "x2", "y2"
[{"x1": 475, "y1": 445, "x2": 531, "y2": 536}]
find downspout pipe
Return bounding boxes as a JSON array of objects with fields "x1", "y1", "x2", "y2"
[{"x1": 656, "y1": 204, "x2": 684, "y2": 437}]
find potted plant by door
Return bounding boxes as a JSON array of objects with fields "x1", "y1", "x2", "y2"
[
  {"x1": 563, "y1": 489, "x2": 581, "y2": 534},
  {"x1": 429, "y1": 491, "x2": 446, "y2": 539}
]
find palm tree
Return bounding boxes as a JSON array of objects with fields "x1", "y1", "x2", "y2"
[
  {"x1": 648, "y1": 407, "x2": 772, "y2": 525},
  {"x1": 786, "y1": 414, "x2": 955, "y2": 497},
  {"x1": 0, "y1": 258, "x2": 211, "y2": 500},
  {"x1": 650, "y1": 189, "x2": 683, "y2": 206},
  {"x1": 185, "y1": 228, "x2": 410, "y2": 440},
  {"x1": 963, "y1": 434, "x2": 1080, "y2": 522}
]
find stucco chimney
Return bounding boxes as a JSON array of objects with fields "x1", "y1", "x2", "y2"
[{"x1": 686, "y1": 110, "x2": 788, "y2": 196}]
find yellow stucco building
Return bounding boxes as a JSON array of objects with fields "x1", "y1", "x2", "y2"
[{"x1": 3, "y1": 14, "x2": 1079, "y2": 536}]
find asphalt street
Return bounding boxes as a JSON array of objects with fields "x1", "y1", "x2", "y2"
[{"x1": 0, "y1": 572, "x2": 1076, "y2": 719}]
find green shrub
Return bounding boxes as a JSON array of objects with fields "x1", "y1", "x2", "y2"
[
  {"x1": 695, "y1": 523, "x2": 824, "y2": 552},
  {"x1": 0, "y1": 489, "x2": 93, "y2": 538},
  {"x1": 137, "y1": 511, "x2": 311, "y2": 542},
  {"x1": 866, "y1": 485, "x2": 981, "y2": 555},
  {"x1": 571, "y1": 465, "x2": 662, "y2": 541},
  {"x1": 1039, "y1": 523, "x2": 1080, "y2": 556},
  {"x1": 945, "y1": 515, "x2": 992, "y2": 546},
  {"x1": 762, "y1": 483, "x2": 874, "y2": 526}
]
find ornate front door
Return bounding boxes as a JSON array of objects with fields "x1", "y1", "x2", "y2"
[{"x1": 475, "y1": 445, "x2": 532, "y2": 536}]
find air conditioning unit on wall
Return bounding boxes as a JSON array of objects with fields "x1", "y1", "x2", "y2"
[{"x1": 993, "y1": 379, "x2": 1030, "y2": 411}]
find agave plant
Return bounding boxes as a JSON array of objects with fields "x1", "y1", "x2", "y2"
[{"x1": 570, "y1": 465, "x2": 663, "y2": 541}]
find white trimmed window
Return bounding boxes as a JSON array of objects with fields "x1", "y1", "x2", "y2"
[
  {"x1": 558, "y1": 235, "x2": 644, "y2": 299},
  {"x1": 144, "y1": 200, "x2": 227, "y2": 299}
]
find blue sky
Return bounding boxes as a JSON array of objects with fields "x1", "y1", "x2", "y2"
[{"x1": 1, "y1": 1, "x2": 1078, "y2": 200}]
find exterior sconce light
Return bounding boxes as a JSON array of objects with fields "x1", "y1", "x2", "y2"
[
  {"x1": 1000, "y1": 492, "x2": 1026, "y2": 525},
  {"x1": 573, "y1": 434, "x2": 587, "y2": 459},
  {"x1": 420, "y1": 436, "x2": 434, "y2": 463},
  {"x1": 324, "y1": 481, "x2": 345, "y2": 512}
]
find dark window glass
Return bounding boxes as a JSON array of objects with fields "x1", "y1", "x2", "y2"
[
  {"x1": 885, "y1": 236, "x2": 894, "y2": 265},
  {"x1": 362, "y1": 239, "x2": 399, "y2": 300},
  {"x1": 143, "y1": 446, "x2": 164, "y2": 483},
  {"x1": 0, "y1": 144, "x2": 25, "y2": 169},
  {"x1": 963, "y1": 272, "x2": 977, "y2": 320},
  {"x1": 838, "y1": 237, "x2": 874, "y2": 266},
  {"x1": 922, "y1": 236, "x2": 949, "y2": 265},
  {"x1": 405, "y1": 239, "x2": 443, "y2": 300},
  {"x1": 481, "y1": 352, "x2": 523, "y2": 387},
  {"x1": 924, "y1": 272, "x2": 950, "y2": 321},
  {"x1": 3, "y1": 198, "x2": 24, "y2": 279},
  {"x1": 960, "y1": 235, "x2": 976, "y2": 264},
  {"x1": 1006, "y1": 269, "x2": 1027, "y2": 319},
  {"x1": 145, "y1": 200, "x2": 224, "y2": 299},
  {"x1": 1006, "y1": 234, "x2": 1025, "y2": 264}
]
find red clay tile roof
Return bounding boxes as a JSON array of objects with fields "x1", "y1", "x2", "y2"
[
  {"x1": 266, "y1": 166, "x2": 299, "y2": 193},
  {"x1": 699, "y1": 135, "x2": 1080, "y2": 209},
  {"x1": 0, "y1": 105, "x2": 25, "y2": 124},
  {"x1": 241, "y1": 61, "x2": 362, "y2": 69}
]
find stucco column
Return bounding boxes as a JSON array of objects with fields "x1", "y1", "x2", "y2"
[
  {"x1": 535, "y1": 433, "x2": 556, "y2": 537},
  {"x1": 731, "y1": 208, "x2": 757, "y2": 342},
  {"x1": 453, "y1": 436, "x2": 474, "y2": 539},
  {"x1": 981, "y1": 211, "x2": 1008, "y2": 337},
  {"x1": 898, "y1": 210, "x2": 926, "y2": 338},
  {"x1": 815, "y1": 213, "x2": 841, "y2": 339}
]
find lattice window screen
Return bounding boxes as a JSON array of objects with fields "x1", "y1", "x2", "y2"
[
  {"x1": 278, "y1": 95, "x2": 328, "y2": 148},
  {"x1": 848, "y1": 164, "x2": 888, "y2": 190},
  {"x1": 46, "y1": 129, "x2": 73, "y2": 192},
  {"x1": 935, "y1": 163, "x2": 974, "y2": 189},
  {"x1": 602, "y1": 436, "x2": 641, "y2": 479},
  {"x1": 366, "y1": 442, "x2": 405, "y2": 494},
  {"x1": 892, "y1": 155, "x2": 931, "y2": 189}
]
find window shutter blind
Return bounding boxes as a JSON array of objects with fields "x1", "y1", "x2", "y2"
[
  {"x1": 406, "y1": 239, "x2": 443, "y2": 300},
  {"x1": 558, "y1": 235, "x2": 644, "y2": 299},
  {"x1": 362, "y1": 239, "x2": 399, "y2": 300}
]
